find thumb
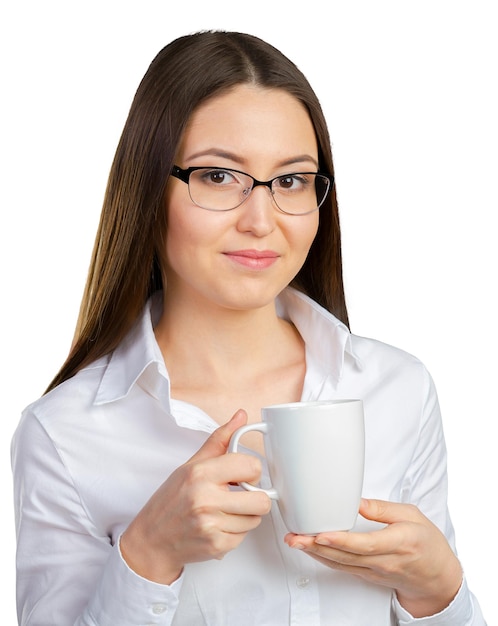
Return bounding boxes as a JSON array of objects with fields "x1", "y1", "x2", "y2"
[
  {"x1": 359, "y1": 498, "x2": 423, "y2": 525},
  {"x1": 188, "y1": 409, "x2": 248, "y2": 463}
]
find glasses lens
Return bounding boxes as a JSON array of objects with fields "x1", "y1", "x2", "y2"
[
  {"x1": 271, "y1": 173, "x2": 330, "y2": 215},
  {"x1": 188, "y1": 168, "x2": 253, "y2": 211},
  {"x1": 187, "y1": 168, "x2": 330, "y2": 214}
]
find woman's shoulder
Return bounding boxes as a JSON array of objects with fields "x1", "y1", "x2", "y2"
[
  {"x1": 350, "y1": 332, "x2": 421, "y2": 362},
  {"x1": 348, "y1": 331, "x2": 432, "y2": 382},
  {"x1": 21, "y1": 354, "x2": 111, "y2": 428}
]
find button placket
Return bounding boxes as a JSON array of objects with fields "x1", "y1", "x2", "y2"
[
  {"x1": 296, "y1": 575, "x2": 311, "y2": 588},
  {"x1": 151, "y1": 602, "x2": 167, "y2": 614}
]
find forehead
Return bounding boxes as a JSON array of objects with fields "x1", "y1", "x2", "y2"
[{"x1": 177, "y1": 85, "x2": 318, "y2": 170}]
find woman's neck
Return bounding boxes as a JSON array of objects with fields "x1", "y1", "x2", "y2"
[
  {"x1": 155, "y1": 293, "x2": 291, "y2": 382},
  {"x1": 154, "y1": 290, "x2": 306, "y2": 436}
]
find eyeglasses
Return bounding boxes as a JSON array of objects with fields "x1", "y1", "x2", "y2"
[{"x1": 170, "y1": 165, "x2": 333, "y2": 215}]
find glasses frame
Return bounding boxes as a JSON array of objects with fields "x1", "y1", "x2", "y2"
[{"x1": 170, "y1": 165, "x2": 333, "y2": 215}]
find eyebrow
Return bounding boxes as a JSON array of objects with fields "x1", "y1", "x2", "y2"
[{"x1": 185, "y1": 149, "x2": 319, "y2": 170}]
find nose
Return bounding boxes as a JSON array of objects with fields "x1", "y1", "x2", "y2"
[{"x1": 235, "y1": 185, "x2": 277, "y2": 237}]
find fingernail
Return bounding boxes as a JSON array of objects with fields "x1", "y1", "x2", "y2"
[{"x1": 291, "y1": 542, "x2": 305, "y2": 550}]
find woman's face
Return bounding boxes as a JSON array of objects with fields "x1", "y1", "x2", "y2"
[{"x1": 162, "y1": 84, "x2": 320, "y2": 313}]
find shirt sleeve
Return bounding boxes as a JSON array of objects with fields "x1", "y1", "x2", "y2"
[
  {"x1": 393, "y1": 578, "x2": 487, "y2": 625},
  {"x1": 393, "y1": 367, "x2": 486, "y2": 625},
  {"x1": 12, "y1": 410, "x2": 183, "y2": 626}
]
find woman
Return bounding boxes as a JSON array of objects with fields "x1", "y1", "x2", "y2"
[{"x1": 12, "y1": 31, "x2": 485, "y2": 624}]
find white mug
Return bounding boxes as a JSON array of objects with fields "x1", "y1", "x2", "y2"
[{"x1": 228, "y1": 400, "x2": 365, "y2": 535}]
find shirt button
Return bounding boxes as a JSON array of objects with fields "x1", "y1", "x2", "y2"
[
  {"x1": 152, "y1": 603, "x2": 167, "y2": 614},
  {"x1": 296, "y1": 576, "x2": 310, "y2": 588}
]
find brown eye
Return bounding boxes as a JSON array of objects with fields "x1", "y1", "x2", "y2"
[
  {"x1": 196, "y1": 169, "x2": 238, "y2": 186},
  {"x1": 273, "y1": 174, "x2": 309, "y2": 193},
  {"x1": 278, "y1": 176, "x2": 295, "y2": 189},
  {"x1": 209, "y1": 171, "x2": 227, "y2": 184}
]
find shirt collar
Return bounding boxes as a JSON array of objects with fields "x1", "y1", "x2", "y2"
[
  {"x1": 277, "y1": 288, "x2": 362, "y2": 382},
  {"x1": 94, "y1": 292, "x2": 169, "y2": 405},
  {"x1": 94, "y1": 288, "x2": 361, "y2": 406}
]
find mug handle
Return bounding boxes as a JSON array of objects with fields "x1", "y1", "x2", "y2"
[{"x1": 227, "y1": 423, "x2": 278, "y2": 499}]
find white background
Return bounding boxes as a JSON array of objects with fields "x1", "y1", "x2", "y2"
[{"x1": 1, "y1": 1, "x2": 496, "y2": 623}]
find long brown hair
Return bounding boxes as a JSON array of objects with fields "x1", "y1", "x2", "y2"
[{"x1": 46, "y1": 31, "x2": 349, "y2": 393}]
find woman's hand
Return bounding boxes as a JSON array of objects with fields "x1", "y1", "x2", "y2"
[
  {"x1": 121, "y1": 409, "x2": 271, "y2": 584},
  {"x1": 285, "y1": 498, "x2": 463, "y2": 618}
]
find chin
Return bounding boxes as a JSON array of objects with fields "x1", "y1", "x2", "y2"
[{"x1": 210, "y1": 286, "x2": 283, "y2": 313}]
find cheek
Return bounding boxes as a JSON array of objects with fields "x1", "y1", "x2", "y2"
[
  {"x1": 162, "y1": 184, "x2": 203, "y2": 265},
  {"x1": 309, "y1": 215, "x2": 320, "y2": 245},
  {"x1": 163, "y1": 204, "x2": 227, "y2": 274},
  {"x1": 293, "y1": 214, "x2": 319, "y2": 254},
  {"x1": 164, "y1": 212, "x2": 201, "y2": 266}
]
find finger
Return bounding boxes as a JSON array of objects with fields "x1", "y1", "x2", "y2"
[
  {"x1": 223, "y1": 490, "x2": 272, "y2": 517},
  {"x1": 287, "y1": 524, "x2": 404, "y2": 557},
  {"x1": 305, "y1": 500, "x2": 425, "y2": 556},
  {"x1": 360, "y1": 498, "x2": 424, "y2": 525},
  {"x1": 313, "y1": 527, "x2": 398, "y2": 557},
  {"x1": 220, "y1": 513, "x2": 265, "y2": 535},
  {"x1": 285, "y1": 533, "x2": 372, "y2": 571},
  {"x1": 188, "y1": 409, "x2": 248, "y2": 463},
  {"x1": 204, "y1": 450, "x2": 263, "y2": 486}
]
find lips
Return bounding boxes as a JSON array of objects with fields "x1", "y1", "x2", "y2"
[{"x1": 223, "y1": 249, "x2": 280, "y2": 269}]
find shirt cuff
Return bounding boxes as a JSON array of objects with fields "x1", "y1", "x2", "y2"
[
  {"x1": 394, "y1": 577, "x2": 475, "y2": 626},
  {"x1": 81, "y1": 537, "x2": 183, "y2": 626}
]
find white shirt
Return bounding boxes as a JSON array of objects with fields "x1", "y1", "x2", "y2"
[{"x1": 12, "y1": 288, "x2": 486, "y2": 625}]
